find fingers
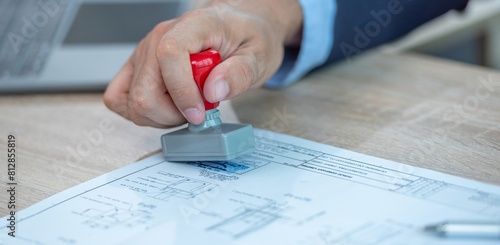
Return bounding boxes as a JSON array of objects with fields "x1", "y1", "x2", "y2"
[
  {"x1": 126, "y1": 64, "x2": 186, "y2": 127},
  {"x1": 155, "y1": 11, "x2": 222, "y2": 125},
  {"x1": 105, "y1": 58, "x2": 183, "y2": 127},
  {"x1": 156, "y1": 43, "x2": 206, "y2": 125},
  {"x1": 104, "y1": 57, "x2": 134, "y2": 119},
  {"x1": 203, "y1": 39, "x2": 284, "y2": 103},
  {"x1": 204, "y1": 51, "x2": 259, "y2": 103},
  {"x1": 105, "y1": 21, "x2": 187, "y2": 128},
  {"x1": 106, "y1": 6, "x2": 286, "y2": 128}
]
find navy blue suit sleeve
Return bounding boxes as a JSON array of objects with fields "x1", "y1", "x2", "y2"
[{"x1": 327, "y1": 0, "x2": 469, "y2": 64}]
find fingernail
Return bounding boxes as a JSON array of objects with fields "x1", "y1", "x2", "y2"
[
  {"x1": 184, "y1": 108, "x2": 204, "y2": 124},
  {"x1": 212, "y1": 80, "x2": 229, "y2": 102}
]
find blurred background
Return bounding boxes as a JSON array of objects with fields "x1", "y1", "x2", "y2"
[
  {"x1": 1, "y1": 0, "x2": 498, "y2": 93},
  {"x1": 384, "y1": 0, "x2": 500, "y2": 70}
]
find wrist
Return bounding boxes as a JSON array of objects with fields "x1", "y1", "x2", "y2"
[{"x1": 275, "y1": 0, "x2": 303, "y2": 46}]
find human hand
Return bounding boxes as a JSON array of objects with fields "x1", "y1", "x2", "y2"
[{"x1": 103, "y1": 0, "x2": 302, "y2": 128}]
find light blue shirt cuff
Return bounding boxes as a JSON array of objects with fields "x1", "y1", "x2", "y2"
[{"x1": 265, "y1": 0, "x2": 336, "y2": 88}]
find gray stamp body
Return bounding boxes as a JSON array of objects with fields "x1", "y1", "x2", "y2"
[{"x1": 161, "y1": 109, "x2": 255, "y2": 161}]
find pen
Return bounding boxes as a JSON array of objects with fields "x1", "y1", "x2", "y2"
[{"x1": 423, "y1": 221, "x2": 500, "y2": 239}]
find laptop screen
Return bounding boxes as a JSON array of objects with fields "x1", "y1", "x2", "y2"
[
  {"x1": 0, "y1": 0, "x2": 184, "y2": 92},
  {"x1": 64, "y1": 2, "x2": 181, "y2": 44}
]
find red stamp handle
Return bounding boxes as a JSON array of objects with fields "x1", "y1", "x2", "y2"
[{"x1": 190, "y1": 49, "x2": 222, "y2": 111}]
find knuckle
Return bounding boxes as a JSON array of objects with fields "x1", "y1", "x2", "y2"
[
  {"x1": 168, "y1": 86, "x2": 192, "y2": 102},
  {"x1": 103, "y1": 91, "x2": 126, "y2": 114},
  {"x1": 156, "y1": 38, "x2": 179, "y2": 61},
  {"x1": 233, "y1": 62, "x2": 256, "y2": 91},
  {"x1": 138, "y1": 69, "x2": 162, "y2": 90},
  {"x1": 144, "y1": 22, "x2": 169, "y2": 46},
  {"x1": 129, "y1": 93, "x2": 153, "y2": 117},
  {"x1": 155, "y1": 21, "x2": 168, "y2": 29},
  {"x1": 151, "y1": 21, "x2": 170, "y2": 34},
  {"x1": 103, "y1": 91, "x2": 115, "y2": 110},
  {"x1": 168, "y1": 86, "x2": 200, "y2": 111},
  {"x1": 103, "y1": 91, "x2": 129, "y2": 117},
  {"x1": 128, "y1": 104, "x2": 152, "y2": 126},
  {"x1": 131, "y1": 116, "x2": 149, "y2": 127}
]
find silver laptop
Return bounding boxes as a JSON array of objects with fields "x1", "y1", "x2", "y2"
[{"x1": 0, "y1": 0, "x2": 186, "y2": 93}]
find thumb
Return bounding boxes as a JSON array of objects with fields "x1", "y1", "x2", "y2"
[{"x1": 203, "y1": 51, "x2": 265, "y2": 103}]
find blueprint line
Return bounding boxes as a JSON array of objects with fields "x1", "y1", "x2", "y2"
[{"x1": 15, "y1": 161, "x2": 165, "y2": 224}]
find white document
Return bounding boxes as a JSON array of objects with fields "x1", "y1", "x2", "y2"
[{"x1": 1, "y1": 129, "x2": 500, "y2": 245}]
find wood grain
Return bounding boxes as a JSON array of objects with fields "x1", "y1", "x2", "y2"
[{"x1": 0, "y1": 93, "x2": 166, "y2": 217}]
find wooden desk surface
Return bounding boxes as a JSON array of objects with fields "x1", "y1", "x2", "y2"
[{"x1": 1, "y1": 52, "x2": 500, "y2": 216}]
